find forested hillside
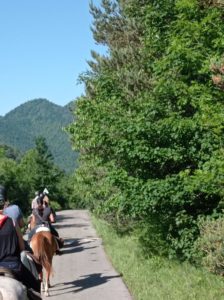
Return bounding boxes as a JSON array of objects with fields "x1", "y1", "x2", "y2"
[
  {"x1": 0, "y1": 137, "x2": 76, "y2": 216},
  {"x1": 0, "y1": 98, "x2": 77, "y2": 172},
  {"x1": 67, "y1": 0, "x2": 224, "y2": 271}
]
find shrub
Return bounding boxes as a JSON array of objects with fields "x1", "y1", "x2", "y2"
[{"x1": 196, "y1": 216, "x2": 224, "y2": 275}]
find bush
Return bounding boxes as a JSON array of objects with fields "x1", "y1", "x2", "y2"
[
  {"x1": 196, "y1": 216, "x2": 224, "y2": 275},
  {"x1": 50, "y1": 200, "x2": 62, "y2": 211}
]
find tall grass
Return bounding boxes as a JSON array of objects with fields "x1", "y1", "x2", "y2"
[{"x1": 92, "y1": 216, "x2": 224, "y2": 300}]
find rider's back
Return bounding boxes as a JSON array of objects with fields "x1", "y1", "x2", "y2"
[
  {"x1": 4, "y1": 204, "x2": 24, "y2": 228},
  {"x1": 0, "y1": 217, "x2": 20, "y2": 264}
]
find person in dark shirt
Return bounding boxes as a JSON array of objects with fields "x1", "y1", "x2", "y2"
[
  {"x1": 28, "y1": 196, "x2": 64, "y2": 251},
  {"x1": 0, "y1": 185, "x2": 41, "y2": 297}
]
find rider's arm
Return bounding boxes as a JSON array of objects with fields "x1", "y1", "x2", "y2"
[
  {"x1": 14, "y1": 222, "x2": 25, "y2": 251},
  {"x1": 18, "y1": 217, "x2": 25, "y2": 228},
  {"x1": 49, "y1": 212, "x2": 55, "y2": 223},
  {"x1": 17, "y1": 206, "x2": 25, "y2": 228}
]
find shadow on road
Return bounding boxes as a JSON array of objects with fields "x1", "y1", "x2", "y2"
[
  {"x1": 54, "y1": 223, "x2": 89, "y2": 229},
  {"x1": 51, "y1": 273, "x2": 121, "y2": 295},
  {"x1": 54, "y1": 214, "x2": 74, "y2": 223},
  {"x1": 72, "y1": 273, "x2": 122, "y2": 293},
  {"x1": 62, "y1": 245, "x2": 97, "y2": 254},
  {"x1": 60, "y1": 238, "x2": 97, "y2": 255}
]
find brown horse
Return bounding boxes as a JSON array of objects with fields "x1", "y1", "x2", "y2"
[{"x1": 30, "y1": 231, "x2": 57, "y2": 297}]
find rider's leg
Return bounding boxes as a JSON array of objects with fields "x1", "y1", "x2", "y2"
[
  {"x1": 49, "y1": 224, "x2": 59, "y2": 237},
  {"x1": 49, "y1": 223, "x2": 64, "y2": 249},
  {"x1": 27, "y1": 228, "x2": 36, "y2": 242},
  {"x1": 17, "y1": 263, "x2": 41, "y2": 293},
  {"x1": 20, "y1": 251, "x2": 39, "y2": 280}
]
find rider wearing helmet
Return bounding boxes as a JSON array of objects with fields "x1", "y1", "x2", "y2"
[
  {"x1": 31, "y1": 191, "x2": 40, "y2": 210},
  {"x1": 29, "y1": 195, "x2": 64, "y2": 253}
]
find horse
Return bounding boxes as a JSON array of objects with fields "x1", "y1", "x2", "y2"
[
  {"x1": 0, "y1": 268, "x2": 28, "y2": 300},
  {"x1": 30, "y1": 231, "x2": 57, "y2": 297}
]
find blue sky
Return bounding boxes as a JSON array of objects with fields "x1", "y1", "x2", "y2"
[{"x1": 0, "y1": 0, "x2": 104, "y2": 116}]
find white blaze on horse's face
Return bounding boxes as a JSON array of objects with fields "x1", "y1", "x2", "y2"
[{"x1": 0, "y1": 277, "x2": 28, "y2": 300}]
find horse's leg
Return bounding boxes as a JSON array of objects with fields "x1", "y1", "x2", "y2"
[
  {"x1": 41, "y1": 281, "x2": 45, "y2": 293},
  {"x1": 46, "y1": 255, "x2": 53, "y2": 290},
  {"x1": 44, "y1": 271, "x2": 50, "y2": 297},
  {"x1": 39, "y1": 271, "x2": 45, "y2": 293}
]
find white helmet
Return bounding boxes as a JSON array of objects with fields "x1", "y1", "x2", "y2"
[{"x1": 43, "y1": 188, "x2": 49, "y2": 195}]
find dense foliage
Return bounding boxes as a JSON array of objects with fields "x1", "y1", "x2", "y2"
[
  {"x1": 0, "y1": 98, "x2": 78, "y2": 173},
  {"x1": 0, "y1": 139, "x2": 71, "y2": 215},
  {"x1": 67, "y1": 0, "x2": 224, "y2": 260}
]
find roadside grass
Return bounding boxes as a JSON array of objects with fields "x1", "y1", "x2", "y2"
[{"x1": 92, "y1": 216, "x2": 224, "y2": 300}]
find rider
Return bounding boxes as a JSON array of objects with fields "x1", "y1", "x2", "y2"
[
  {"x1": 3, "y1": 197, "x2": 34, "y2": 253},
  {"x1": 0, "y1": 185, "x2": 41, "y2": 297},
  {"x1": 27, "y1": 191, "x2": 40, "y2": 233},
  {"x1": 31, "y1": 191, "x2": 40, "y2": 210},
  {"x1": 28, "y1": 195, "x2": 64, "y2": 252},
  {"x1": 42, "y1": 189, "x2": 57, "y2": 221},
  {"x1": 3, "y1": 200, "x2": 25, "y2": 228}
]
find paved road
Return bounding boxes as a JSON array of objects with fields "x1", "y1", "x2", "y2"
[{"x1": 43, "y1": 210, "x2": 133, "y2": 300}]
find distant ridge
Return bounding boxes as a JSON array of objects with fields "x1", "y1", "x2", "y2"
[{"x1": 0, "y1": 98, "x2": 77, "y2": 172}]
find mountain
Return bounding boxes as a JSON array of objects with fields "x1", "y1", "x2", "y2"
[{"x1": 0, "y1": 98, "x2": 78, "y2": 172}]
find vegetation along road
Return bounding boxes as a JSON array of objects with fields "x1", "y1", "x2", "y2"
[{"x1": 43, "y1": 210, "x2": 132, "y2": 300}]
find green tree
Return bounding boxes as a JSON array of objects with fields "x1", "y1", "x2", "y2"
[
  {"x1": 18, "y1": 136, "x2": 65, "y2": 207},
  {"x1": 68, "y1": 0, "x2": 224, "y2": 259}
]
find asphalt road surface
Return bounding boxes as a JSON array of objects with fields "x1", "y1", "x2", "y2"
[{"x1": 43, "y1": 210, "x2": 133, "y2": 300}]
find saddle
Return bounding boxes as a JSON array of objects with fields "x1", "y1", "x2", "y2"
[
  {"x1": 35, "y1": 224, "x2": 50, "y2": 233},
  {"x1": 0, "y1": 267, "x2": 16, "y2": 279}
]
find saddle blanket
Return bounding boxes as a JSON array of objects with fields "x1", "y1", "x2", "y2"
[{"x1": 36, "y1": 226, "x2": 50, "y2": 233}]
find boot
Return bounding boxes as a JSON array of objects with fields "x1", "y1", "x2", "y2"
[{"x1": 27, "y1": 288, "x2": 42, "y2": 300}]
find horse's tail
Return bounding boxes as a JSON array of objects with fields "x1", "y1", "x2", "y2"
[{"x1": 32, "y1": 233, "x2": 53, "y2": 275}]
